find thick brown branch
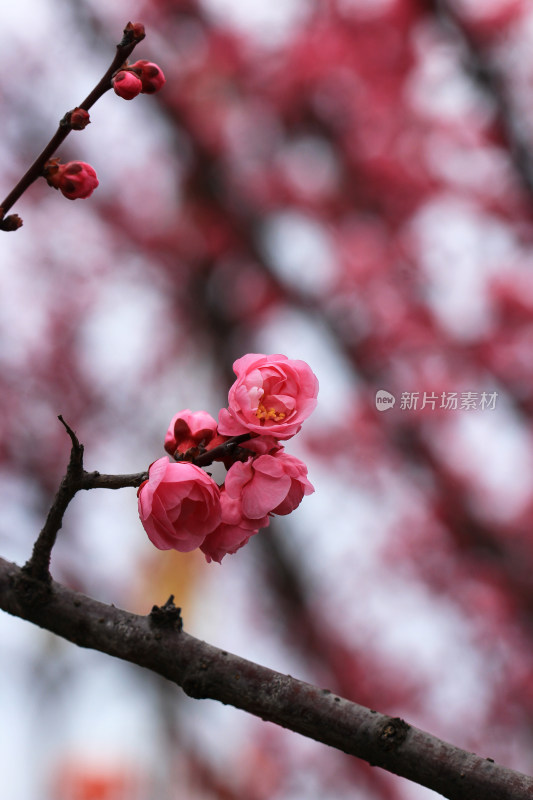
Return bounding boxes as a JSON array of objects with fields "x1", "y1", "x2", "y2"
[
  {"x1": 0, "y1": 555, "x2": 531, "y2": 800},
  {"x1": 0, "y1": 22, "x2": 145, "y2": 223}
]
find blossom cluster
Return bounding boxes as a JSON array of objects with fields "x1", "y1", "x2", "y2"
[{"x1": 138, "y1": 354, "x2": 319, "y2": 563}]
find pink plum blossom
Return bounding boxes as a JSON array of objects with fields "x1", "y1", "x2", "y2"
[
  {"x1": 218, "y1": 353, "x2": 319, "y2": 440},
  {"x1": 140, "y1": 353, "x2": 317, "y2": 563},
  {"x1": 225, "y1": 451, "x2": 314, "y2": 519},
  {"x1": 164, "y1": 409, "x2": 225, "y2": 458},
  {"x1": 200, "y1": 489, "x2": 267, "y2": 564},
  {"x1": 200, "y1": 522, "x2": 257, "y2": 564},
  {"x1": 138, "y1": 457, "x2": 221, "y2": 551},
  {"x1": 266, "y1": 451, "x2": 315, "y2": 515}
]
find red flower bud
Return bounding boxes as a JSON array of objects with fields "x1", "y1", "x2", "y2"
[
  {"x1": 164, "y1": 409, "x2": 226, "y2": 458},
  {"x1": 44, "y1": 159, "x2": 99, "y2": 200},
  {"x1": 112, "y1": 70, "x2": 143, "y2": 100},
  {"x1": 130, "y1": 60, "x2": 166, "y2": 94},
  {"x1": 68, "y1": 107, "x2": 90, "y2": 130},
  {"x1": 123, "y1": 21, "x2": 146, "y2": 42}
]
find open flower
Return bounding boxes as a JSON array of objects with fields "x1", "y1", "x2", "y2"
[
  {"x1": 265, "y1": 451, "x2": 315, "y2": 515},
  {"x1": 218, "y1": 353, "x2": 319, "y2": 440},
  {"x1": 138, "y1": 457, "x2": 221, "y2": 551},
  {"x1": 225, "y1": 451, "x2": 314, "y2": 519},
  {"x1": 200, "y1": 489, "x2": 266, "y2": 564}
]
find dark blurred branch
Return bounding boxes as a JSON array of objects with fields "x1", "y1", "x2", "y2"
[
  {"x1": 0, "y1": 555, "x2": 532, "y2": 800},
  {"x1": 0, "y1": 21, "x2": 146, "y2": 227},
  {"x1": 427, "y1": 0, "x2": 533, "y2": 201}
]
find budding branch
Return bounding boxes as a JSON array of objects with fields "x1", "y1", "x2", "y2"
[{"x1": 0, "y1": 21, "x2": 145, "y2": 227}]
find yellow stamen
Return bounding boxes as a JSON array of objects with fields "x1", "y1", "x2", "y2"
[{"x1": 256, "y1": 403, "x2": 286, "y2": 422}]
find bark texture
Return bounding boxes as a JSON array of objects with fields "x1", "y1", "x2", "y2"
[{"x1": 1, "y1": 555, "x2": 532, "y2": 800}]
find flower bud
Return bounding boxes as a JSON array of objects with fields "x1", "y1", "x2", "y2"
[
  {"x1": 68, "y1": 108, "x2": 90, "y2": 130},
  {"x1": 43, "y1": 159, "x2": 99, "y2": 200},
  {"x1": 0, "y1": 214, "x2": 23, "y2": 231},
  {"x1": 164, "y1": 409, "x2": 225, "y2": 458},
  {"x1": 130, "y1": 60, "x2": 166, "y2": 94},
  {"x1": 123, "y1": 21, "x2": 146, "y2": 42},
  {"x1": 112, "y1": 70, "x2": 143, "y2": 100}
]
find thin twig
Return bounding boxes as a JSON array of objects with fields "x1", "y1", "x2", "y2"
[
  {"x1": 80, "y1": 471, "x2": 148, "y2": 490},
  {"x1": 78, "y1": 433, "x2": 256, "y2": 490},
  {"x1": 22, "y1": 417, "x2": 85, "y2": 582},
  {"x1": 0, "y1": 21, "x2": 145, "y2": 225}
]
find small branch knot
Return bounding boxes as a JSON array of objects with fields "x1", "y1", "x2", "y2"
[
  {"x1": 149, "y1": 595, "x2": 183, "y2": 631},
  {"x1": 378, "y1": 717, "x2": 410, "y2": 752},
  {"x1": 16, "y1": 570, "x2": 53, "y2": 605}
]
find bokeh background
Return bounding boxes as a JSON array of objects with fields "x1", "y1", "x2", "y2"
[{"x1": 2, "y1": 0, "x2": 533, "y2": 798}]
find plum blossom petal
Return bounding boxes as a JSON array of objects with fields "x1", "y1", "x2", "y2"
[{"x1": 200, "y1": 488, "x2": 267, "y2": 563}]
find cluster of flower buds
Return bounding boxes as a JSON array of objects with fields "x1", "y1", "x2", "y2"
[
  {"x1": 112, "y1": 60, "x2": 166, "y2": 101},
  {"x1": 138, "y1": 354, "x2": 319, "y2": 563},
  {"x1": 41, "y1": 35, "x2": 165, "y2": 203}
]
